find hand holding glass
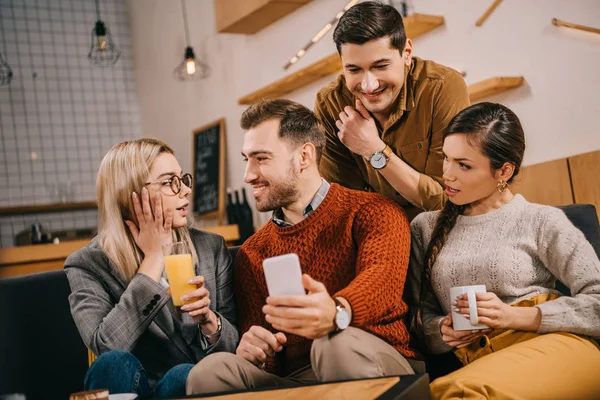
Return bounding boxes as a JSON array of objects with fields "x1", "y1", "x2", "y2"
[{"x1": 162, "y1": 242, "x2": 196, "y2": 307}]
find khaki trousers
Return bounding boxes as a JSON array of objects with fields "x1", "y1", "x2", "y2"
[
  {"x1": 430, "y1": 294, "x2": 600, "y2": 399},
  {"x1": 186, "y1": 327, "x2": 421, "y2": 395}
]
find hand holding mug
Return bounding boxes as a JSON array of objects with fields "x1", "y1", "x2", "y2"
[
  {"x1": 449, "y1": 285, "x2": 489, "y2": 331},
  {"x1": 440, "y1": 314, "x2": 491, "y2": 348},
  {"x1": 454, "y1": 291, "x2": 515, "y2": 329}
]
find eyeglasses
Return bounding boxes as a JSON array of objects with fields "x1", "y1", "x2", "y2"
[{"x1": 145, "y1": 173, "x2": 193, "y2": 195}]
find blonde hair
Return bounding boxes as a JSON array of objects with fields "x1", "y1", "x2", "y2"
[{"x1": 96, "y1": 138, "x2": 198, "y2": 282}]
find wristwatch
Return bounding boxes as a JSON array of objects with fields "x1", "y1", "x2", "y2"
[
  {"x1": 333, "y1": 298, "x2": 351, "y2": 332},
  {"x1": 368, "y1": 145, "x2": 393, "y2": 170},
  {"x1": 202, "y1": 314, "x2": 222, "y2": 340}
]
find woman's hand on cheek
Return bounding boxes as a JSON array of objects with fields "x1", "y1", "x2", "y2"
[{"x1": 125, "y1": 187, "x2": 173, "y2": 258}]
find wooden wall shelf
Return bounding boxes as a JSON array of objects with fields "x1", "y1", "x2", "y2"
[
  {"x1": 238, "y1": 13, "x2": 445, "y2": 105},
  {"x1": 0, "y1": 201, "x2": 98, "y2": 216},
  {"x1": 552, "y1": 18, "x2": 600, "y2": 35},
  {"x1": 239, "y1": 53, "x2": 341, "y2": 105},
  {"x1": 215, "y1": 0, "x2": 314, "y2": 34},
  {"x1": 468, "y1": 76, "x2": 524, "y2": 102}
]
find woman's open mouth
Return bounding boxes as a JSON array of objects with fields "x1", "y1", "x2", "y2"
[{"x1": 445, "y1": 186, "x2": 460, "y2": 197}]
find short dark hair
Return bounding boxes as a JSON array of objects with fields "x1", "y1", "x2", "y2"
[
  {"x1": 240, "y1": 99, "x2": 326, "y2": 163},
  {"x1": 333, "y1": 1, "x2": 407, "y2": 54}
]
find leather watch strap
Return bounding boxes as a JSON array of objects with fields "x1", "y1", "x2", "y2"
[{"x1": 381, "y1": 145, "x2": 393, "y2": 159}]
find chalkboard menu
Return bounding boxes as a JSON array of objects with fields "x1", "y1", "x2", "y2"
[{"x1": 192, "y1": 118, "x2": 226, "y2": 223}]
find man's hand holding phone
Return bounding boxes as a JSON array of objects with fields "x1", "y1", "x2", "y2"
[
  {"x1": 261, "y1": 253, "x2": 338, "y2": 340},
  {"x1": 236, "y1": 326, "x2": 287, "y2": 367},
  {"x1": 263, "y1": 274, "x2": 337, "y2": 340}
]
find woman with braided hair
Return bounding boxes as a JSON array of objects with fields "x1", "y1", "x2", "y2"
[{"x1": 407, "y1": 102, "x2": 600, "y2": 399}]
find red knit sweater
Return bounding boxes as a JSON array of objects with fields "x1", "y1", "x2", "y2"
[{"x1": 234, "y1": 183, "x2": 417, "y2": 376}]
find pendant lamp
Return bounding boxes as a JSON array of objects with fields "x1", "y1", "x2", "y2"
[
  {"x1": 0, "y1": 52, "x2": 13, "y2": 86},
  {"x1": 173, "y1": 0, "x2": 210, "y2": 81},
  {"x1": 88, "y1": 0, "x2": 121, "y2": 66}
]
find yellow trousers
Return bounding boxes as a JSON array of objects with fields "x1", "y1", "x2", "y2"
[{"x1": 430, "y1": 294, "x2": 600, "y2": 399}]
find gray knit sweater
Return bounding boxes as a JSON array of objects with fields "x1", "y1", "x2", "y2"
[{"x1": 408, "y1": 194, "x2": 600, "y2": 354}]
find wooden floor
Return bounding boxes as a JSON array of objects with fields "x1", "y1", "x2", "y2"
[{"x1": 197, "y1": 377, "x2": 400, "y2": 400}]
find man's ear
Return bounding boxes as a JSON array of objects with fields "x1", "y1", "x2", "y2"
[
  {"x1": 402, "y1": 38, "x2": 413, "y2": 66},
  {"x1": 299, "y1": 143, "x2": 317, "y2": 170}
]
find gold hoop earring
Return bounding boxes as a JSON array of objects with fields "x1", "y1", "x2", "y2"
[{"x1": 497, "y1": 180, "x2": 509, "y2": 193}]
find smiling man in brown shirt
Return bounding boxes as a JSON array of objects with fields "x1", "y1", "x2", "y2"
[{"x1": 316, "y1": 2, "x2": 469, "y2": 217}]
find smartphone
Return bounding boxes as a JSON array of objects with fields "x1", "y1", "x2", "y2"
[{"x1": 262, "y1": 253, "x2": 306, "y2": 297}]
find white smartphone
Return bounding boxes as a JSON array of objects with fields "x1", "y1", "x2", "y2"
[{"x1": 262, "y1": 253, "x2": 306, "y2": 297}]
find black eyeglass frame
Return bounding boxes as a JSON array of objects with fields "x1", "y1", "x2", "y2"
[{"x1": 145, "y1": 173, "x2": 193, "y2": 195}]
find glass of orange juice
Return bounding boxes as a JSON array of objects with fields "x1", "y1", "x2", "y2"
[{"x1": 162, "y1": 242, "x2": 196, "y2": 307}]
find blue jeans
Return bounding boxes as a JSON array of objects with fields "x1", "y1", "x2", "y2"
[{"x1": 84, "y1": 351, "x2": 194, "y2": 398}]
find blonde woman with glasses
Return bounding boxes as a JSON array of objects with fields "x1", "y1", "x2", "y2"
[{"x1": 64, "y1": 138, "x2": 238, "y2": 398}]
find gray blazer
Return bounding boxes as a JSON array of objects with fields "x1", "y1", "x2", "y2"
[{"x1": 64, "y1": 229, "x2": 239, "y2": 382}]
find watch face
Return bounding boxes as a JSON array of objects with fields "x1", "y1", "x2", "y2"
[
  {"x1": 370, "y1": 152, "x2": 387, "y2": 169},
  {"x1": 335, "y1": 307, "x2": 351, "y2": 330}
]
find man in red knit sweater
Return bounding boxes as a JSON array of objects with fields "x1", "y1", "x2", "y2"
[{"x1": 187, "y1": 99, "x2": 421, "y2": 395}]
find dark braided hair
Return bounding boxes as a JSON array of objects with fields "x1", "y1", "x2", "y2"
[{"x1": 414, "y1": 102, "x2": 525, "y2": 338}]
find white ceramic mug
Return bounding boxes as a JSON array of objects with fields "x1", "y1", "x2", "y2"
[{"x1": 449, "y1": 285, "x2": 488, "y2": 331}]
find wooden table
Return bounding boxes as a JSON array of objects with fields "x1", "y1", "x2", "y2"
[{"x1": 171, "y1": 374, "x2": 430, "y2": 400}]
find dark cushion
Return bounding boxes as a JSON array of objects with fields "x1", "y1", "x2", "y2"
[
  {"x1": 228, "y1": 245, "x2": 240, "y2": 261},
  {"x1": 555, "y1": 204, "x2": 600, "y2": 295},
  {"x1": 0, "y1": 270, "x2": 88, "y2": 400},
  {"x1": 557, "y1": 204, "x2": 600, "y2": 257}
]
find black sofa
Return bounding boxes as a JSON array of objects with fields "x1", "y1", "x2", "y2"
[{"x1": 1, "y1": 205, "x2": 598, "y2": 399}]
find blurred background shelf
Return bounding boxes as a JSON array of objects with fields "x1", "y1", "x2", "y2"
[
  {"x1": 0, "y1": 202, "x2": 98, "y2": 216},
  {"x1": 552, "y1": 18, "x2": 600, "y2": 35},
  {"x1": 0, "y1": 224, "x2": 240, "y2": 278},
  {"x1": 468, "y1": 76, "x2": 524, "y2": 102},
  {"x1": 215, "y1": 0, "x2": 314, "y2": 34}
]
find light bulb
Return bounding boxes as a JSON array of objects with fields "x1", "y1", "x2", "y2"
[
  {"x1": 97, "y1": 36, "x2": 107, "y2": 51},
  {"x1": 186, "y1": 58, "x2": 196, "y2": 75},
  {"x1": 312, "y1": 23, "x2": 333, "y2": 43}
]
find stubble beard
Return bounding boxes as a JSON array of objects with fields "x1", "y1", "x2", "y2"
[{"x1": 255, "y1": 165, "x2": 301, "y2": 212}]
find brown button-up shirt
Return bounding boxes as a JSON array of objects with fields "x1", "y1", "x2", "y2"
[{"x1": 315, "y1": 57, "x2": 470, "y2": 214}]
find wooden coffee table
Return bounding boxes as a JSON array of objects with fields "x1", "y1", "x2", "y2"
[{"x1": 171, "y1": 374, "x2": 430, "y2": 400}]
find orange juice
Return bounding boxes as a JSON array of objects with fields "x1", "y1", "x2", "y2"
[{"x1": 164, "y1": 254, "x2": 196, "y2": 307}]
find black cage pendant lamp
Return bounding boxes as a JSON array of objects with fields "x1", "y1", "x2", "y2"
[
  {"x1": 88, "y1": 0, "x2": 121, "y2": 66},
  {"x1": 173, "y1": 0, "x2": 210, "y2": 81},
  {"x1": 0, "y1": 52, "x2": 13, "y2": 86}
]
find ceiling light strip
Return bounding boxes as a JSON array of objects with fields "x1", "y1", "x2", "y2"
[{"x1": 283, "y1": 0, "x2": 359, "y2": 70}]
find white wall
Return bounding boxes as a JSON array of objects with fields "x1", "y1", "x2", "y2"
[
  {"x1": 128, "y1": 0, "x2": 600, "y2": 228},
  {"x1": 0, "y1": 0, "x2": 140, "y2": 247}
]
